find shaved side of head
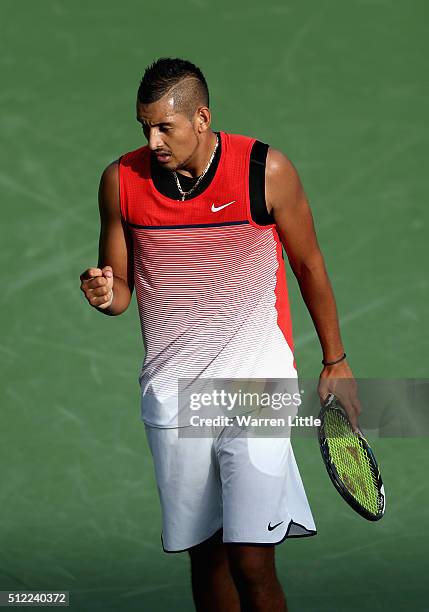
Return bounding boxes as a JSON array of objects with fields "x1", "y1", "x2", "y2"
[
  {"x1": 164, "y1": 77, "x2": 208, "y2": 120},
  {"x1": 138, "y1": 57, "x2": 210, "y2": 121}
]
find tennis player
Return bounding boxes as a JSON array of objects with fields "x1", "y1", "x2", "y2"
[{"x1": 80, "y1": 58, "x2": 360, "y2": 611}]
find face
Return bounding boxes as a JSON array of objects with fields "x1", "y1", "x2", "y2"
[{"x1": 136, "y1": 95, "x2": 201, "y2": 171}]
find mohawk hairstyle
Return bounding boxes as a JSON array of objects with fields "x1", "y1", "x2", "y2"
[{"x1": 137, "y1": 57, "x2": 210, "y2": 119}]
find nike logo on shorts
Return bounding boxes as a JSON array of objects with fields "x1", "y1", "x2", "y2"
[
  {"x1": 267, "y1": 521, "x2": 284, "y2": 531},
  {"x1": 211, "y1": 200, "x2": 236, "y2": 212}
]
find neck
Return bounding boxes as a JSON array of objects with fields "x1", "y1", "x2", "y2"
[{"x1": 176, "y1": 130, "x2": 217, "y2": 178}]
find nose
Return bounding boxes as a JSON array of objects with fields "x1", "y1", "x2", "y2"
[{"x1": 148, "y1": 128, "x2": 164, "y2": 151}]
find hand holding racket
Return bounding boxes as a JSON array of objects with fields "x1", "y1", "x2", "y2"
[
  {"x1": 318, "y1": 393, "x2": 386, "y2": 521},
  {"x1": 318, "y1": 360, "x2": 361, "y2": 432}
]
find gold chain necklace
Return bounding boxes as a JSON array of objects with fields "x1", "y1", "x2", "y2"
[{"x1": 173, "y1": 134, "x2": 219, "y2": 201}]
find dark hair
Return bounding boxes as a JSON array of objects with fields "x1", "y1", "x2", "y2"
[{"x1": 137, "y1": 57, "x2": 209, "y2": 116}]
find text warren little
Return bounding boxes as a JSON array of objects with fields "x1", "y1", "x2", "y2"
[{"x1": 189, "y1": 415, "x2": 321, "y2": 427}]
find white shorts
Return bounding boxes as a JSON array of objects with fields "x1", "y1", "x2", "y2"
[{"x1": 144, "y1": 420, "x2": 317, "y2": 552}]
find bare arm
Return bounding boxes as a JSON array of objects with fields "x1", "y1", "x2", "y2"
[
  {"x1": 80, "y1": 160, "x2": 134, "y2": 316},
  {"x1": 265, "y1": 148, "x2": 361, "y2": 428},
  {"x1": 266, "y1": 148, "x2": 345, "y2": 361}
]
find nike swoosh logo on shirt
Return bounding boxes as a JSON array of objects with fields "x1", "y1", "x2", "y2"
[
  {"x1": 267, "y1": 521, "x2": 284, "y2": 532},
  {"x1": 211, "y1": 200, "x2": 236, "y2": 212}
]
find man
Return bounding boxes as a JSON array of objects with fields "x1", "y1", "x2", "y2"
[{"x1": 80, "y1": 57, "x2": 360, "y2": 611}]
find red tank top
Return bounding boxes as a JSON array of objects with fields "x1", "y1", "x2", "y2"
[{"x1": 119, "y1": 131, "x2": 296, "y2": 427}]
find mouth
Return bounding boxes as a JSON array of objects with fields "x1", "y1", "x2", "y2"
[{"x1": 155, "y1": 152, "x2": 172, "y2": 164}]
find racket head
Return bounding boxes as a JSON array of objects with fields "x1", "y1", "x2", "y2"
[{"x1": 318, "y1": 394, "x2": 385, "y2": 521}]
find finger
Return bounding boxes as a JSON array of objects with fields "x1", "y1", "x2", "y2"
[
  {"x1": 90, "y1": 276, "x2": 109, "y2": 288},
  {"x1": 102, "y1": 266, "x2": 113, "y2": 279},
  {"x1": 318, "y1": 391, "x2": 330, "y2": 405},
  {"x1": 80, "y1": 267, "x2": 102, "y2": 282},
  {"x1": 319, "y1": 390, "x2": 332, "y2": 407},
  {"x1": 97, "y1": 289, "x2": 113, "y2": 309},
  {"x1": 318, "y1": 379, "x2": 329, "y2": 402},
  {"x1": 83, "y1": 276, "x2": 109, "y2": 292},
  {"x1": 80, "y1": 269, "x2": 104, "y2": 292},
  {"x1": 82, "y1": 280, "x2": 109, "y2": 302},
  {"x1": 89, "y1": 290, "x2": 113, "y2": 308},
  {"x1": 90, "y1": 285, "x2": 112, "y2": 298}
]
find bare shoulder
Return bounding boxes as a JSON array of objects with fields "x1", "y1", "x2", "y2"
[
  {"x1": 100, "y1": 159, "x2": 120, "y2": 189},
  {"x1": 266, "y1": 147, "x2": 302, "y2": 189},
  {"x1": 99, "y1": 159, "x2": 120, "y2": 217},
  {"x1": 265, "y1": 147, "x2": 305, "y2": 214}
]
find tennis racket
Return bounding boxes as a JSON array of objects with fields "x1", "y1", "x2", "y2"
[{"x1": 318, "y1": 393, "x2": 385, "y2": 521}]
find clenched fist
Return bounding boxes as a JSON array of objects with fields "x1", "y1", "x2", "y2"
[{"x1": 80, "y1": 266, "x2": 114, "y2": 309}]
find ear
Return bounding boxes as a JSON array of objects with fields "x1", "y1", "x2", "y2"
[{"x1": 196, "y1": 106, "x2": 211, "y2": 133}]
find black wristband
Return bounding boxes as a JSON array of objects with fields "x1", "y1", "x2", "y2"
[{"x1": 322, "y1": 353, "x2": 347, "y2": 366}]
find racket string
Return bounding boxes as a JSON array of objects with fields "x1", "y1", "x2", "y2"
[{"x1": 324, "y1": 411, "x2": 383, "y2": 515}]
